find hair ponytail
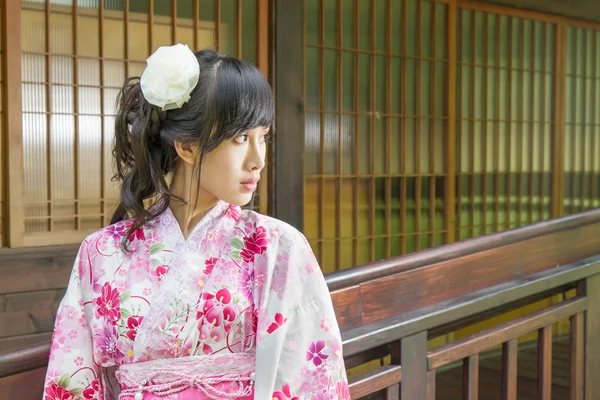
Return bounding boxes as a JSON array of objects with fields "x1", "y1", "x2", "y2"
[{"x1": 110, "y1": 77, "x2": 177, "y2": 245}]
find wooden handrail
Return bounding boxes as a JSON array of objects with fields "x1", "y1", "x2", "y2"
[
  {"x1": 341, "y1": 255, "x2": 600, "y2": 357},
  {"x1": 325, "y1": 208, "x2": 600, "y2": 291},
  {"x1": 0, "y1": 342, "x2": 50, "y2": 377}
]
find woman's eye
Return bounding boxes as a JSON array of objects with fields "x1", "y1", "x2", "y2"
[{"x1": 234, "y1": 134, "x2": 248, "y2": 144}]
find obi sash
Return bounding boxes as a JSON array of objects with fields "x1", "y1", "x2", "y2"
[{"x1": 115, "y1": 352, "x2": 255, "y2": 400}]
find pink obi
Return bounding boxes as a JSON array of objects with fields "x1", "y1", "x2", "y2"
[{"x1": 115, "y1": 352, "x2": 255, "y2": 400}]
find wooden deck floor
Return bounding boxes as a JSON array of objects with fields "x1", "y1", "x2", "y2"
[{"x1": 435, "y1": 336, "x2": 571, "y2": 400}]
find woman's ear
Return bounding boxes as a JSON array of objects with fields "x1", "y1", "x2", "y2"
[{"x1": 174, "y1": 141, "x2": 200, "y2": 166}]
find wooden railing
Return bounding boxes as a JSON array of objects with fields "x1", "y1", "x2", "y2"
[{"x1": 2, "y1": 209, "x2": 600, "y2": 399}]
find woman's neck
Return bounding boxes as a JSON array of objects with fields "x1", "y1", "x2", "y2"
[{"x1": 168, "y1": 160, "x2": 218, "y2": 239}]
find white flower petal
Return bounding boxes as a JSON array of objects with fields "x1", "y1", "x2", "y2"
[{"x1": 140, "y1": 43, "x2": 200, "y2": 110}]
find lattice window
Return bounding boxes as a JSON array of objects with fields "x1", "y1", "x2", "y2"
[
  {"x1": 455, "y1": 10, "x2": 555, "y2": 240},
  {"x1": 564, "y1": 26, "x2": 600, "y2": 214},
  {"x1": 304, "y1": 0, "x2": 448, "y2": 273},
  {"x1": 18, "y1": 0, "x2": 265, "y2": 246}
]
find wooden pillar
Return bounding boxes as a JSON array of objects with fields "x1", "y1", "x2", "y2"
[
  {"x1": 585, "y1": 274, "x2": 600, "y2": 399},
  {"x1": 272, "y1": 0, "x2": 304, "y2": 231},
  {"x1": 401, "y1": 331, "x2": 428, "y2": 399},
  {"x1": 3, "y1": 0, "x2": 24, "y2": 247}
]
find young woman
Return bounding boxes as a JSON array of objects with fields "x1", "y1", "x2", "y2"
[{"x1": 42, "y1": 45, "x2": 349, "y2": 400}]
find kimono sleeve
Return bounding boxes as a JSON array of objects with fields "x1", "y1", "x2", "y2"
[
  {"x1": 42, "y1": 239, "x2": 103, "y2": 400},
  {"x1": 254, "y1": 230, "x2": 350, "y2": 400}
]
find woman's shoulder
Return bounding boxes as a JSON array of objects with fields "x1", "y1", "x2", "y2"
[
  {"x1": 78, "y1": 217, "x2": 138, "y2": 253},
  {"x1": 237, "y1": 208, "x2": 312, "y2": 252},
  {"x1": 239, "y1": 208, "x2": 304, "y2": 237}
]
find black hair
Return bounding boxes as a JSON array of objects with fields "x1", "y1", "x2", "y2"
[{"x1": 110, "y1": 49, "x2": 274, "y2": 247}]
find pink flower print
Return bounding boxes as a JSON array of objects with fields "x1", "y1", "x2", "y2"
[
  {"x1": 204, "y1": 257, "x2": 218, "y2": 275},
  {"x1": 44, "y1": 383, "x2": 74, "y2": 400},
  {"x1": 320, "y1": 318, "x2": 332, "y2": 332},
  {"x1": 105, "y1": 223, "x2": 126, "y2": 242},
  {"x1": 269, "y1": 228, "x2": 281, "y2": 241},
  {"x1": 146, "y1": 232, "x2": 160, "y2": 245},
  {"x1": 74, "y1": 356, "x2": 84, "y2": 366},
  {"x1": 82, "y1": 379, "x2": 100, "y2": 400},
  {"x1": 68, "y1": 330, "x2": 78, "y2": 340},
  {"x1": 335, "y1": 381, "x2": 351, "y2": 400},
  {"x1": 143, "y1": 287, "x2": 152, "y2": 296},
  {"x1": 125, "y1": 316, "x2": 144, "y2": 341},
  {"x1": 154, "y1": 265, "x2": 170, "y2": 282},
  {"x1": 305, "y1": 262, "x2": 315, "y2": 274},
  {"x1": 236, "y1": 266, "x2": 255, "y2": 303},
  {"x1": 252, "y1": 308, "x2": 258, "y2": 334},
  {"x1": 78, "y1": 315, "x2": 88, "y2": 329},
  {"x1": 215, "y1": 288, "x2": 232, "y2": 304},
  {"x1": 64, "y1": 305, "x2": 77, "y2": 320},
  {"x1": 267, "y1": 313, "x2": 288, "y2": 334},
  {"x1": 226, "y1": 205, "x2": 241, "y2": 221},
  {"x1": 272, "y1": 384, "x2": 299, "y2": 400},
  {"x1": 94, "y1": 282, "x2": 121, "y2": 323},
  {"x1": 324, "y1": 339, "x2": 343, "y2": 363},
  {"x1": 288, "y1": 341, "x2": 296, "y2": 350},
  {"x1": 312, "y1": 392, "x2": 333, "y2": 400},
  {"x1": 306, "y1": 340, "x2": 329, "y2": 366},
  {"x1": 164, "y1": 337, "x2": 191, "y2": 357},
  {"x1": 128, "y1": 227, "x2": 146, "y2": 243},
  {"x1": 202, "y1": 343, "x2": 213, "y2": 355},
  {"x1": 94, "y1": 323, "x2": 124, "y2": 361},
  {"x1": 240, "y1": 225, "x2": 269, "y2": 263},
  {"x1": 272, "y1": 254, "x2": 291, "y2": 300}
]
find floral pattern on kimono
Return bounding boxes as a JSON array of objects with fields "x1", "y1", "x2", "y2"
[{"x1": 42, "y1": 201, "x2": 349, "y2": 400}]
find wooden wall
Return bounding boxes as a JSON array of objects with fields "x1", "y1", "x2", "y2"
[{"x1": 0, "y1": 245, "x2": 77, "y2": 352}]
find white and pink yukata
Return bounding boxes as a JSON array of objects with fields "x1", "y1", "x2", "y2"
[{"x1": 42, "y1": 201, "x2": 349, "y2": 399}]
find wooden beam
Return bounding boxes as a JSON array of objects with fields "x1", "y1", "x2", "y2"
[
  {"x1": 3, "y1": 0, "x2": 24, "y2": 247},
  {"x1": 272, "y1": 0, "x2": 304, "y2": 231},
  {"x1": 585, "y1": 274, "x2": 600, "y2": 399}
]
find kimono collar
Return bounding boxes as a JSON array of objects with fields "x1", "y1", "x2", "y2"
[{"x1": 159, "y1": 200, "x2": 233, "y2": 242}]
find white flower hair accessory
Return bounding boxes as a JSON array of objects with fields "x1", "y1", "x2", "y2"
[{"x1": 140, "y1": 43, "x2": 200, "y2": 111}]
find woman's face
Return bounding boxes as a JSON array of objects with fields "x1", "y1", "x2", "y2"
[{"x1": 198, "y1": 126, "x2": 270, "y2": 206}]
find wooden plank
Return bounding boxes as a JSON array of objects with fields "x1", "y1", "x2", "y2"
[
  {"x1": 348, "y1": 364, "x2": 402, "y2": 400},
  {"x1": 585, "y1": 274, "x2": 600, "y2": 400},
  {"x1": 463, "y1": 354, "x2": 479, "y2": 400},
  {"x1": 538, "y1": 326, "x2": 552, "y2": 400},
  {"x1": 0, "y1": 310, "x2": 56, "y2": 338},
  {"x1": 428, "y1": 297, "x2": 586, "y2": 370},
  {"x1": 0, "y1": 332, "x2": 51, "y2": 353},
  {"x1": 360, "y1": 224, "x2": 600, "y2": 324},
  {"x1": 502, "y1": 339, "x2": 518, "y2": 400},
  {"x1": 330, "y1": 286, "x2": 362, "y2": 332},
  {"x1": 0, "y1": 256, "x2": 74, "y2": 295},
  {"x1": 401, "y1": 331, "x2": 428, "y2": 400},
  {"x1": 3, "y1": 0, "x2": 24, "y2": 247},
  {"x1": 272, "y1": 0, "x2": 304, "y2": 231},
  {"x1": 426, "y1": 370, "x2": 436, "y2": 400},
  {"x1": 326, "y1": 209, "x2": 600, "y2": 291},
  {"x1": 343, "y1": 256, "x2": 600, "y2": 357},
  {"x1": 0, "y1": 367, "x2": 46, "y2": 400},
  {"x1": 570, "y1": 312, "x2": 584, "y2": 400},
  {"x1": 4, "y1": 289, "x2": 65, "y2": 312}
]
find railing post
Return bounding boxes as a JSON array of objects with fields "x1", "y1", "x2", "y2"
[
  {"x1": 585, "y1": 274, "x2": 600, "y2": 399},
  {"x1": 401, "y1": 331, "x2": 428, "y2": 399}
]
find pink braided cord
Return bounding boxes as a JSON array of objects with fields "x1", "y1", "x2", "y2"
[{"x1": 118, "y1": 371, "x2": 253, "y2": 399}]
